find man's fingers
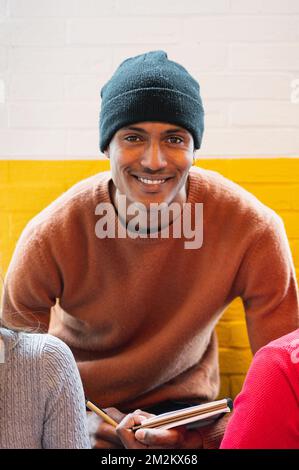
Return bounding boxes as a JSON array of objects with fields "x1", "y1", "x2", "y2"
[
  {"x1": 133, "y1": 409, "x2": 156, "y2": 420},
  {"x1": 116, "y1": 412, "x2": 149, "y2": 449},
  {"x1": 135, "y1": 427, "x2": 204, "y2": 449},
  {"x1": 135, "y1": 428, "x2": 183, "y2": 448},
  {"x1": 116, "y1": 410, "x2": 155, "y2": 431}
]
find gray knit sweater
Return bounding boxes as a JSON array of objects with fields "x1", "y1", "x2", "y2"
[{"x1": 0, "y1": 328, "x2": 91, "y2": 448}]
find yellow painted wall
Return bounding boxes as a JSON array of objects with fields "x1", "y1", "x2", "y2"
[{"x1": 0, "y1": 158, "x2": 298, "y2": 399}]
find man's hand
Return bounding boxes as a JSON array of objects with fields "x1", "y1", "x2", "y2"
[
  {"x1": 91, "y1": 407, "x2": 126, "y2": 449},
  {"x1": 116, "y1": 411, "x2": 204, "y2": 449},
  {"x1": 116, "y1": 410, "x2": 155, "y2": 449}
]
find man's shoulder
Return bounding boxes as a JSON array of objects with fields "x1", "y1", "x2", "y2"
[
  {"x1": 190, "y1": 166, "x2": 276, "y2": 223},
  {"x1": 23, "y1": 171, "x2": 112, "y2": 236}
]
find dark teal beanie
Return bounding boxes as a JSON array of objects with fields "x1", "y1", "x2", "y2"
[{"x1": 99, "y1": 50, "x2": 204, "y2": 152}]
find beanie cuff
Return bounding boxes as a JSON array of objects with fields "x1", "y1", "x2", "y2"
[{"x1": 99, "y1": 87, "x2": 204, "y2": 152}]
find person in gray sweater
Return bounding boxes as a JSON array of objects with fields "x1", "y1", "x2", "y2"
[{"x1": 0, "y1": 326, "x2": 91, "y2": 448}]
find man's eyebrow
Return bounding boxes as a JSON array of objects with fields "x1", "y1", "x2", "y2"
[
  {"x1": 163, "y1": 128, "x2": 189, "y2": 135},
  {"x1": 121, "y1": 126, "x2": 147, "y2": 133},
  {"x1": 121, "y1": 126, "x2": 189, "y2": 134}
]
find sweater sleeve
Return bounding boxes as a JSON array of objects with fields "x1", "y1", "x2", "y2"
[
  {"x1": 1, "y1": 228, "x2": 61, "y2": 331},
  {"x1": 236, "y1": 213, "x2": 299, "y2": 353},
  {"x1": 220, "y1": 346, "x2": 299, "y2": 449},
  {"x1": 41, "y1": 335, "x2": 91, "y2": 449}
]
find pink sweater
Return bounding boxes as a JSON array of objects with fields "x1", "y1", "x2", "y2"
[
  {"x1": 221, "y1": 329, "x2": 299, "y2": 449},
  {"x1": 2, "y1": 167, "x2": 299, "y2": 414}
]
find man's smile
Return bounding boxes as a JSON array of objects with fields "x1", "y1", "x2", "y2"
[{"x1": 130, "y1": 173, "x2": 175, "y2": 192}]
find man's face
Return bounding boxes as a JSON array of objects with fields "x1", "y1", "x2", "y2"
[{"x1": 104, "y1": 121, "x2": 194, "y2": 209}]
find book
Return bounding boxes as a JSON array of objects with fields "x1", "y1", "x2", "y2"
[{"x1": 132, "y1": 398, "x2": 233, "y2": 431}]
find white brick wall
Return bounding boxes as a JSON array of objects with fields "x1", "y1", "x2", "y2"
[
  {"x1": 0, "y1": 1, "x2": 7, "y2": 18},
  {"x1": 0, "y1": 129, "x2": 67, "y2": 157},
  {"x1": 0, "y1": 46, "x2": 7, "y2": 72},
  {"x1": 0, "y1": 77, "x2": 4, "y2": 103},
  {"x1": 230, "y1": 0, "x2": 299, "y2": 14},
  {"x1": 230, "y1": 44, "x2": 299, "y2": 70},
  {"x1": 0, "y1": 0, "x2": 298, "y2": 159},
  {"x1": 67, "y1": 18, "x2": 181, "y2": 45},
  {"x1": 9, "y1": 0, "x2": 118, "y2": 18}
]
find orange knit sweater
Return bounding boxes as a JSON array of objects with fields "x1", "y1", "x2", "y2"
[{"x1": 2, "y1": 167, "x2": 299, "y2": 413}]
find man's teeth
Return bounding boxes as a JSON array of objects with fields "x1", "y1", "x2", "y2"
[{"x1": 138, "y1": 177, "x2": 166, "y2": 185}]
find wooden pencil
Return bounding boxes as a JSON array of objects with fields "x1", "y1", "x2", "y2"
[{"x1": 85, "y1": 399, "x2": 118, "y2": 428}]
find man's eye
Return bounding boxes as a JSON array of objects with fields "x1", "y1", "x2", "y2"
[
  {"x1": 167, "y1": 136, "x2": 183, "y2": 144},
  {"x1": 124, "y1": 135, "x2": 141, "y2": 142}
]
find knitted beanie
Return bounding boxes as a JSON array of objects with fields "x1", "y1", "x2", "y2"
[{"x1": 99, "y1": 50, "x2": 204, "y2": 152}]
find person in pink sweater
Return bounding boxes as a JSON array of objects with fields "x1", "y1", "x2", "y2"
[
  {"x1": 220, "y1": 328, "x2": 299, "y2": 449},
  {"x1": 2, "y1": 50, "x2": 299, "y2": 449}
]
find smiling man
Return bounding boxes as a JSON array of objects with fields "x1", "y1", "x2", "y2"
[{"x1": 2, "y1": 51, "x2": 299, "y2": 449}]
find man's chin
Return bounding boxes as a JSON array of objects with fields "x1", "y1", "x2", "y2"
[{"x1": 130, "y1": 197, "x2": 172, "y2": 211}]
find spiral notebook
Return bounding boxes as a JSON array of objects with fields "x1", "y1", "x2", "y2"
[{"x1": 132, "y1": 398, "x2": 233, "y2": 431}]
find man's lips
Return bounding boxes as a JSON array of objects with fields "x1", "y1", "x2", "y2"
[
  {"x1": 131, "y1": 173, "x2": 174, "y2": 180},
  {"x1": 130, "y1": 174, "x2": 174, "y2": 191}
]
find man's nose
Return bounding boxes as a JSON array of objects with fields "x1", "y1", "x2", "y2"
[{"x1": 140, "y1": 142, "x2": 167, "y2": 170}]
